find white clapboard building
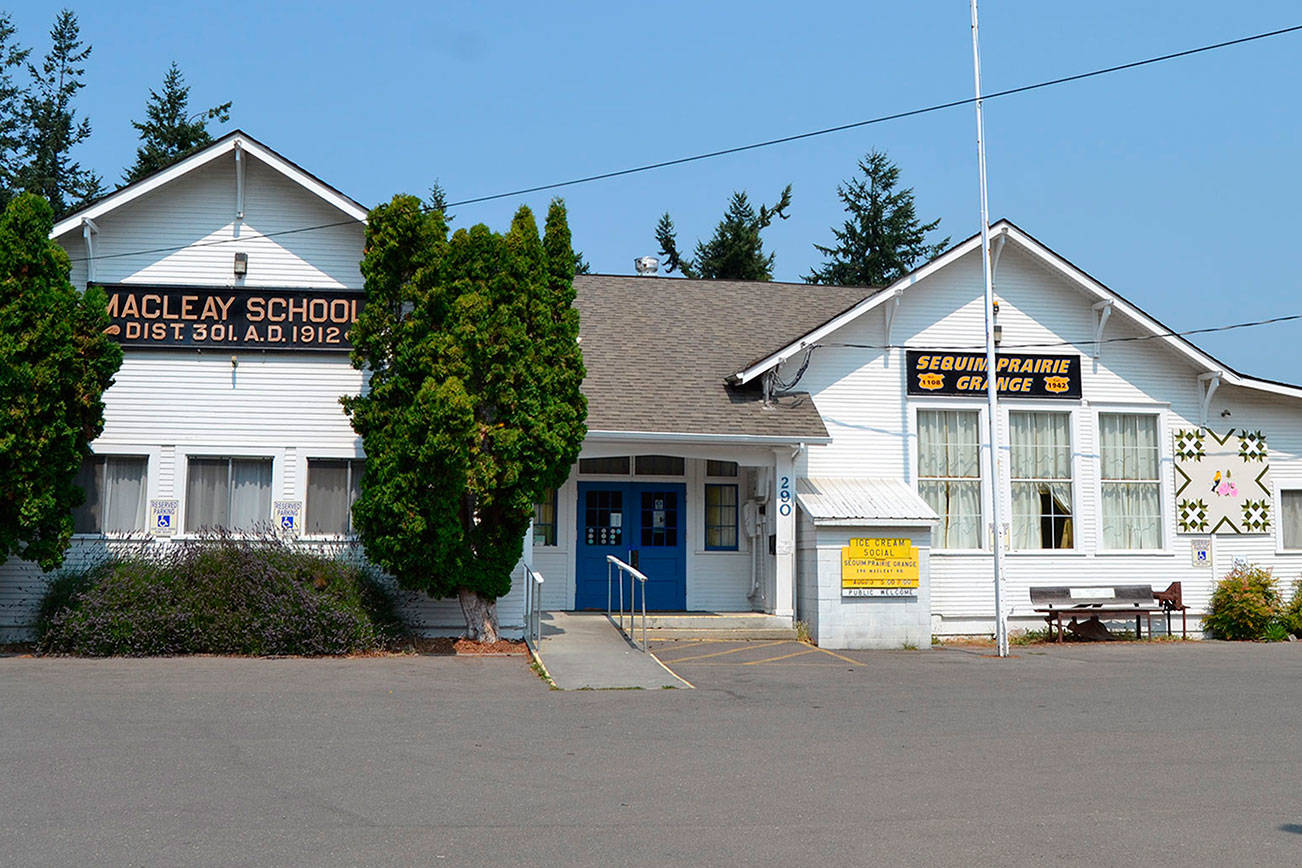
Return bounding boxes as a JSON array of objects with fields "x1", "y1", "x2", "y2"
[{"x1": 2, "y1": 130, "x2": 1300, "y2": 647}]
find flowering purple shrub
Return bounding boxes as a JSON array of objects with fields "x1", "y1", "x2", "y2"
[{"x1": 37, "y1": 531, "x2": 406, "y2": 656}]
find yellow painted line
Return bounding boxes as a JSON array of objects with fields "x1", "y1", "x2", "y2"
[
  {"x1": 809, "y1": 645, "x2": 863, "y2": 665},
  {"x1": 648, "y1": 652, "x2": 695, "y2": 689},
  {"x1": 660, "y1": 640, "x2": 789, "y2": 664},
  {"x1": 743, "y1": 647, "x2": 819, "y2": 665}
]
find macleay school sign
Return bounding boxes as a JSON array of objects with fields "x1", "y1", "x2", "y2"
[{"x1": 97, "y1": 283, "x2": 363, "y2": 351}]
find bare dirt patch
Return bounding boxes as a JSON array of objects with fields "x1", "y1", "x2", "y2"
[{"x1": 410, "y1": 637, "x2": 528, "y2": 656}]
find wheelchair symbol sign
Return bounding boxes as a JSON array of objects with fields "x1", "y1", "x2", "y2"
[
  {"x1": 157, "y1": 514, "x2": 170, "y2": 529},
  {"x1": 281, "y1": 515, "x2": 295, "y2": 531}
]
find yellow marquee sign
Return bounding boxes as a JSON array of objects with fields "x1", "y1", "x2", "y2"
[{"x1": 841, "y1": 537, "x2": 920, "y2": 598}]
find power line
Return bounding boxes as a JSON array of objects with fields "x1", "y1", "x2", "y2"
[
  {"x1": 68, "y1": 22, "x2": 1302, "y2": 265},
  {"x1": 820, "y1": 312, "x2": 1302, "y2": 354}
]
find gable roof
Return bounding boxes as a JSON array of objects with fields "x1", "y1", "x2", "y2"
[
  {"x1": 51, "y1": 129, "x2": 369, "y2": 239},
  {"x1": 574, "y1": 274, "x2": 872, "y2": 442},
  {"x1": 729, "y1": 219, "x2": 1302, "y2": 402}
]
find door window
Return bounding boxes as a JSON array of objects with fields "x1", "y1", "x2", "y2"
[
  {"x1": 640, "y1": 490, "x2": 679, "y2": 547},
  {"x1": 583, "y1": 490, "x2": 623, "y2": 546}
]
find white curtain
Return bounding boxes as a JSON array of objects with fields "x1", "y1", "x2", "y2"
[
  {"x1": 1099, "y1": 413, "x2": 1158, "y2": 481},
  {"x1": 307, "y1": 459, "x2": 350, "y2": 535},
  {"x1": 1010, "y1": 413, "x2": 1072, "y2": 549},
  {"x1": 1099, "y1": 414, "x2": 1161, "y2": 549},
  {"x1": 103, "y1": 457, "x2": 147, "y2": 533},
  {"x1": 918, "y1": 410, "x2": 982, "y2": 548},
  {"x1": 186, "y1": 459, "x2": 229, "y2": 530},
  {"x1": 1282, "y1": 491, "x2": 1302, "y2": 549},
  {"x1": 230, "y1": 459, "x2": 272, "y2": 530}
]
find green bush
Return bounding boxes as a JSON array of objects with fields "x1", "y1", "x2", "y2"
[
  {"x1": 37, "y1": 533, "x2": 407, "y2": 656},
  {"x1": 1281, "y1": 580, "x2": 1302, "y2": 639},
  {"x1": 1203, "y1": 563, "x2": 1281, "y2": 640}
]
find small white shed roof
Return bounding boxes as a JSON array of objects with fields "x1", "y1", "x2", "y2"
[{"x1": 796, "y1": 478, "x2": 938, "y2": 526}]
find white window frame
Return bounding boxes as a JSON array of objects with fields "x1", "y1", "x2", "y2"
[
  {"x1": 1004, "y1": 405, "x2": 1080, "y2": 554},
  {"x1": 1091, "y1": 405, "x2": 1173, "y2": 556},
  {"x1": 70, "y1": 446, "x2": 158, "y2": 537},
  {"x1": 910, "y1": 401, "x2": 990, "y2": 554},
  {"x1": 177, "y1": 447, "x2": 282, "y2": 536},
  {"x1": 303, "y1": 456, "x2": 366, "y2": 538},
  {"x1": 1273, "y1": 485, "x2": 1302, "y2": 554}
]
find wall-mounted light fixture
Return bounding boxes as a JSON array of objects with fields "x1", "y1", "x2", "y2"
[
  {"x1": 1220, "y1": 409, "x2": 1232, "y2": 418},
  {"x1": 992, "y1": 298, "x2": 1003, "y2": 346},
  {"x1": 234, "y1": 252, "x2": 248, "y2": 277}
]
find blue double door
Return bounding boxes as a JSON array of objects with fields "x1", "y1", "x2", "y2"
[{"x1": 575, "y1": 482, "x2": 687, "y2": 611}]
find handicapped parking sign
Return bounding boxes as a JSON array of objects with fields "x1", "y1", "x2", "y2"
[
  {"x1": 272, "y1": 501, "x2": 303, "y2": 536},
  {"x1": 157, "y1": 514, "x2": 171, "y2": 529},
  {"x1": 148, "y1": 499, "x2": 178, "y2": 537}
]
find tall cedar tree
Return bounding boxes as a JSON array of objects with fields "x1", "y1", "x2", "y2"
[
  {"x1": 18, "y1": 10, "x2": 100, "y2": 215},
  {"x1": 344, "y1": 196, "x2": 586, "y2": 641},
  {"x1": 0, "y1": 14, "x2": 29, "y2": 204},
  {"x1": 805, "y1": 151, "x2": 948, "y2": 287},
  {"x1": 656, "y1": 185, "x2": 792, "y2": 280},
  {"x1": 124, "y1": 62, "x2": 230, "y2": 184},
  {"x1": 0, "y1": 193, "x2": 122, "y2": 569}
]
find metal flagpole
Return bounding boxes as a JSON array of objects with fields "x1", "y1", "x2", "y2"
[{"x1": 969, "y1": 0, "x2": 1009, "y2": 657}]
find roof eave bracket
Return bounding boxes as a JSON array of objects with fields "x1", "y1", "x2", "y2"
[
  {"x1": 1198, "y1": 371, "x2": 1223, "y2": 428},
  {"x1": 1092, "y1": 299, "x2": 1113, "y2": 359},
  {"x1": 234, "y1": 139, "x2": 245, "y2": 225}
]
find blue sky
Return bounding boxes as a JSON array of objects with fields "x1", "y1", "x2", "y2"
[{"x1": 9, "y1": 1, "x2": 1302, "y2": 379}]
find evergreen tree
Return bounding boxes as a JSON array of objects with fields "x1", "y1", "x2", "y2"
[
  {"x1": 0, "y1": 14, "x2": 29, "y2": 204},
  {"x1": 655, "y1": 184, "x2": 792, "y2": 280},
  {"x1": 124, "y1": 62, "x2": 230, "y2": 184},
  {"x1": 0, "y1": 193, "x2": 122, "y2": 569},
  {"x1": 344, "y1": 195, "x2": 586, "y2": 642},
  {"x1": 17, "y1": 10, "x2": 100, "y2": 215},
  {"x1": 805, "y1": 151, "x2": 948, "y2": 287}
]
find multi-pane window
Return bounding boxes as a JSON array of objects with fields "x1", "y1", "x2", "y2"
[
  {"x1": 917, "y1": 409, "x2": 983, "y2": 549},
  {"x1": 533, "y1": 488, "x2": 558, "y2": 546},
  {"x1": 705, "y1": 484, "x2": 739, "y2": 550},
  {"x1": 1099, "y1": 413, "x2": 1161, "y2": 549},
  {"x1": 1009, "y1": 412, "x2": 1074, "y2": 550},
  {"x1": 1281, "y1": 491, "x2": 1302, "y2": 549},
  {"x1": 72, "y1": 455, "x2": 147, "y2": 534},
  {"x1": 306, "y1": 458, "x2": 365, "y2": 535},
  {"x1": 185, "y1": 457, "x2": 272, "y2": 532}
]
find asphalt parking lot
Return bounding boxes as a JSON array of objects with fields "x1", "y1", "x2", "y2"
[{"x1": 2, "y1": 642, "x2": 1300, "y2": 866}]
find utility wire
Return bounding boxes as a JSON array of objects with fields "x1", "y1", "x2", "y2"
[
  {"x1": 818, "y1": 312, "x2": 1302, "y2": 354},
  {"x1": 68, "y1": 22, "x2": 1302, "y2": 264}
]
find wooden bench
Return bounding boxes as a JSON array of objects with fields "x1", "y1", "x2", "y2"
[{"x1": 1030, "y1": 583, "x2": 1187, "y2": 642}]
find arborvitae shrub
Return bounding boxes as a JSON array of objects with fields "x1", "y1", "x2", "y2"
[
  {"x1": 37, "y1": 532, "x2": 406, "y2": 656},
  {"x1": 1202, "y1": 564, "x2": 1281, "y2": 640}
]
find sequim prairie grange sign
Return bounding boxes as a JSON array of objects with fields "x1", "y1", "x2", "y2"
[
  {"x1": 906, "y1": 350, "x2": 1082, "y2": 399},
  {"x1": 96, "y1": 284, "x2": 363, "y2": 352}
]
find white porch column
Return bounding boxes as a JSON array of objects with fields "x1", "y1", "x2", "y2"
[{"x1": 772, "y1": 447, "x2": 796, "y2": 619}]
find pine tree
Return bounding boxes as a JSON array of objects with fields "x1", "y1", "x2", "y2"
[
  {"x1": 124, "y1": 62, "x2": 230, "y2": 184},
  {"x1": 343, "y1": 196, "x2": 586, "y2": 642},
  {"x1": 805, "y1": 151, "x2": 948, "y2": 287},
  {"x1": 0, "y1": 14, "x2": 29, "y2": 204},
  {"x1": 0, "y1": 193, "x2": 122, "y2": 569},
  {"x1": 17, "y1": 10, "x2": 100, "y2": 215},
  {"x1": 655, "y1": 184, "x2": 792, "y2": 280}
]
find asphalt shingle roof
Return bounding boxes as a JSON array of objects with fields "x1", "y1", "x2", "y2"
[{"x1": 574, "y1": 274, "x2": 876, "y2": 440}]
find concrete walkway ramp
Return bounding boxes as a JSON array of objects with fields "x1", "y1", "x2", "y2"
[{"x1": 536, "y1": 612, "x2": 692, "y2": 690}]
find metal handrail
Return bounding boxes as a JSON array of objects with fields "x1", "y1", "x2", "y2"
[
  {"x1": 522, "y1": 565, "x2": 544, "y2": 650},
  {"x1": 606, "y1": 554, "x2": 649, "y2": 651}
]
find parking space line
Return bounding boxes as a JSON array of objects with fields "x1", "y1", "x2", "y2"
[
  {"x1": 809, "y1": 645, "x2": 863, "y2": 665},
  {"x1": 659, "y1": 641, "x2": 790, "y2": 664},
  {"x1": 742, "y1": 647, "x2": 818, "y2": 665}
]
